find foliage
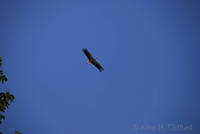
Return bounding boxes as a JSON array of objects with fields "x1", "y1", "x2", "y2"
[
  {"x1": 14, "y1": 130, "x2": 22, "y2": 134},
  {"x1": 0, "y1": 57, "x2": 14, "y2": 124},
  {"x1": 0, "y1": 57, "x2": 22, "y2": 134}
]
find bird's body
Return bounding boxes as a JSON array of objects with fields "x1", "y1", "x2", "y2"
[{"x1": 82, "y1": 48, "x2": 104, "y2": 72}]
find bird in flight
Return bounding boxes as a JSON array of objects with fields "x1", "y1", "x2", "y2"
[{"x1": 82, "y1": 48, "x2": 104, "y2": 72}]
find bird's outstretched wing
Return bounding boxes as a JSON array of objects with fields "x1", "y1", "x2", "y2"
[
  {"x1": 82, "y1": 48, "x2": 93, "y2": 60},
  {"x1": 92, "y1": 60, "x2": 104, "y2": 72}
]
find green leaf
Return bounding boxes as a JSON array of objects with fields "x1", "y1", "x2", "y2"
[
  {"x1": 0, "y1": 75, "x2": 8, "y2": 83},
  {"x1": 0, "y1": 57, "x2": 2, "y2": 67},
  {"x1": 14, "y1": 131, "x2": 22, "y2": 134}
]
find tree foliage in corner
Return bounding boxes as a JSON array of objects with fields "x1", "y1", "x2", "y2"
[
  {"x1": 0, "y1": 57, "x2": 21, "y2": 134},
  {"x1": 0, "y1": 57, "x2": 15, "y2": 125}
]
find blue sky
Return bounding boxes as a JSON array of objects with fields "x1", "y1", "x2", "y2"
[{"x1": 0, "y1": 0, "x2": 199, "y2": 134}]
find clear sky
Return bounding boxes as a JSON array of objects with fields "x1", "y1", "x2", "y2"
[{"x1": 0, "y1": 0, "x2": 199, "y2": 134}]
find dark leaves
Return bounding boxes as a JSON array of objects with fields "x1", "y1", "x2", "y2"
[
  {"x1": 0, "y1": 57, "x2": 21, "y2": 134},
  {"x1": 0, "y1": 58, "x2": 8, "y2": 83},
  {"x1": 0, "y1": 57, "x2": 2, "y2": 67},
  {"x1": 0, "y1": 92, "x2": 14, "y2": 114},
  {"x1": 0, "y1": 75, "x2": 8, "y2": 83},
  {"x1": 0, "y1": 57, "x2": 15, "y2": 125},
  {"x1": 0, "y1": 114, "x2": 5, "y2": 124},
  {"x1": 14, "y1": 131, "x2": 22, "y2": 134}
]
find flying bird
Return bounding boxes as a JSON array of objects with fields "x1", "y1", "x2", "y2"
[{"x1": 82, "y1": 48, "x2": 104, "y2": 72}]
